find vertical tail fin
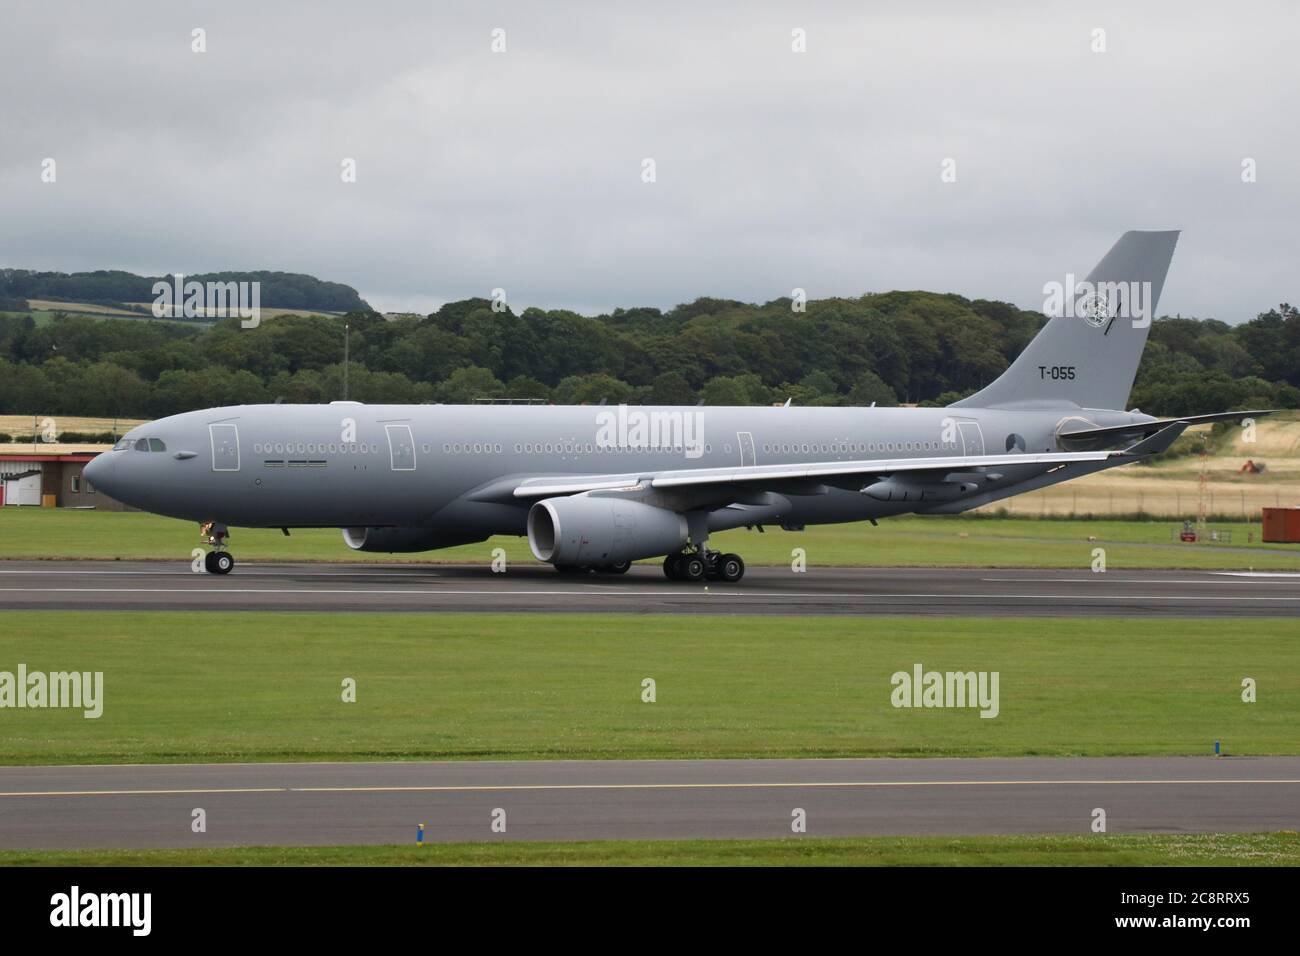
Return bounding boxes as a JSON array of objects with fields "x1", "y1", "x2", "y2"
[{"x1": 951, "y1": 230, "x2": 1180, "y2": 411}]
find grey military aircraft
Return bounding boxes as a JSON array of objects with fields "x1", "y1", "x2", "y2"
[{"x1": 85, "y1": 230, "x2": 1261, "y2": 582}]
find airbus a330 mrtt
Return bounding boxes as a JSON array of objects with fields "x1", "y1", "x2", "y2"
[{"x1": 85, "y1": 230, "x2": 1262, "y2": 582}]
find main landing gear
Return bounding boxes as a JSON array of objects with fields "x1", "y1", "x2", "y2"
[
  {"x1": 662, "y1": 548, "x2": 745, "y2": 583},
  {"x1": 199, "y1": 521, "x2": 235, "y2": 575}
]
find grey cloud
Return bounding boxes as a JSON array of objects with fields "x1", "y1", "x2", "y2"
[{"x1": 1, "y1": 0, "x2": 1295, "y2": 321}]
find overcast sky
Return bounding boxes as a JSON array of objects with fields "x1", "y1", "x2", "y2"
[{"x1": 2, "y1": 0, "x2": 1296, "y2": 322}]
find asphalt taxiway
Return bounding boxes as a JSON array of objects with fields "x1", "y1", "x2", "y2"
[
  {"x1": 1, "y1": 757, "x2": 1295, "y2": 849},
  {"x1": 0, "y1": 561, "x2": 1296, "y2": 616}
]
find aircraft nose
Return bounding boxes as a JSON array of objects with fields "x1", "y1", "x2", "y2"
[{"x1": 84, "y1": 452, "x2": 115, "y2": 494}]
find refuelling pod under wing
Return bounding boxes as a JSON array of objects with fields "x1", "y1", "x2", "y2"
[
  {"x1": 528, "y1": 494, "x2": 688, "y2": 565},
  {"x1": 861, "y1": 478, "x2": 979, "y2": 502}
]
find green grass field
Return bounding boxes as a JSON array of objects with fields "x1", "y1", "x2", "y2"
[
  {"x1": 2, "y1": 508, "x2": 1298, "y2": 569},
  {"x1": 3, "y1": 833, "x2": 1296, "y2": 867},
  {"x1": 1, "y1": 613, "x2": 1295, "y2": 764}
]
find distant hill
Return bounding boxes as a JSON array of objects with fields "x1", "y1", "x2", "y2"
[{"x1": 0, "y1": 268, "x2": 370, "y2": 314}]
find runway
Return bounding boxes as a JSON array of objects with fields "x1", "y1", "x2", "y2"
[
  {"x1": 0, "y1": 757, "x2": 1294, "y2": 849},
  {"x1": 0, "y1": 560, "x2": 1297, "y2": 616}
]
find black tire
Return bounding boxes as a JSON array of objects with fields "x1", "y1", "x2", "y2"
[
  {"x1": 605, "y1": 560, "x2": 632, "y2": 575},
  {"x1": 203, "y1": 551, "x2": 217, "y2": 574},
  {"x1": 662, "y1": 555, "x2": 680, "y2": 580},
  {"x1": 718, "y1": 553, "x2": 744, "y2": 583},
  {"x1": 679, "y1": 555, "x2": 706, "y2": 582},
  {"x1": 213, "y1": 552, "x2": 235, "y2": 575}
]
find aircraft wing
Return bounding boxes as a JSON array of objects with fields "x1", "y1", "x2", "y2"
[
  {"x1": 462, "y1": 418, "x2": 1185, "y2": 509},
  {"x1": 509, "y1": 450, "x2": 1112, "y2": 499}
]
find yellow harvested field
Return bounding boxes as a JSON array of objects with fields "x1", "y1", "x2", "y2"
[
  {"x1": 124, "y1": 303, "x2": 343, "y2": 320},
  {"x1": 981, "y1": 415, "x2": 1300, "y2": 517},
  {"x1": 24, "y1": 299, "x2": 142, "y2": 316},
  {"x1": 0, "y1": 415, "x2": 144, "y2": 436},
  {"x1": 984, "y1": 470, "x2": 1300, "y2": 518}
]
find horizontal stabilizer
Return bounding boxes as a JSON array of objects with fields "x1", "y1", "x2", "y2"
[{"x1": 1058, "y1": 409, "x2": 1273, "y2": 449}]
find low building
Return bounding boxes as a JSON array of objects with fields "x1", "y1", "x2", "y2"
[{"x1": 0, "y1": 448, "x2": 134, "y2": 510}]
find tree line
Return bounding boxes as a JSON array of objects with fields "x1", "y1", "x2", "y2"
[{"x1": 0, "y1": 294, "x2": 1296, "y2": 422}]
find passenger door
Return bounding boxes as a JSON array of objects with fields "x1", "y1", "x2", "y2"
[
  {"x1": 958, "y1": 421, "x2": 985, "y2": 456},
  {"x1": 737, "y1": 431, "x2": 756, "y2": 467},
  {"x1": 209, "y1": 423, "x2": 240, "y2": 471},
  {"x1": 386, "y1": 424, "x2": 416, "y2": 471}
]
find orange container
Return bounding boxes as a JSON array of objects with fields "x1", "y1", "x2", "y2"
[{"x1": 1261, "y1": 507, "x2": 1300, "y2": 543}]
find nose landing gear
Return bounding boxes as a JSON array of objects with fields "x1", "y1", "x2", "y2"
[{"x1": 200, "y1": 522, "x2": 235, "y2": 575}]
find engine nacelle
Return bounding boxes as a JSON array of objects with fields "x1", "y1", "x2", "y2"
[
  {"x1": 342, "y1": 526, "x2": 448, "y2": 553},
  {"x1": 527, "y1": 495, "x2": 688, "y2": 566}
]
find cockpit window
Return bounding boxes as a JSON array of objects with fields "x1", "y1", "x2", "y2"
[
  {"x1": 148, "y1": 438, "x2": 166, "y2": 452},
  {"x1": 113, "y1": 439, "x2": 131, "y2": 451},
  {"x1": 134, "y1": 439, "x2": 150, "y2": 451}
]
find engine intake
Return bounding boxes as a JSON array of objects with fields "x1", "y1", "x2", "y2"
[{"x1": 527, "y1": 495, "x2": 687, "y2": 566}]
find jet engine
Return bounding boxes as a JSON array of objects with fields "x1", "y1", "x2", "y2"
[{"x1": 527, "y1": 494, "x2": 688, "y2": 566}]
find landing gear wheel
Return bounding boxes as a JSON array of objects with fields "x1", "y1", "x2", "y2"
[
  {"x1": 718, "y1": 553, "x2": 744, "y2": 583},
  {"x1": 604, "y1": 560, "x2": 632, "y2": 575},
  {"x1": 679, "y1": 555, "x2": 706, "y2": 582},
  {"x1": 211, "y1": 552, "x2": 234, "y2": 575},
  {"x1": 203, "y1": 551, "x2": 217, "y2": 573},
  {"x1": 662, "y1": 554, "x2": 681, "y2": 580}
]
